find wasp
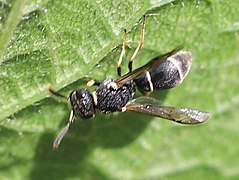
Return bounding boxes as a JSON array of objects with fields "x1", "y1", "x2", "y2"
[{"x1": 48, "y1": 16, "x2": 210, "y2": 149}]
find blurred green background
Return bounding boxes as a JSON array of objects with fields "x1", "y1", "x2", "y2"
[{"x1": 0, "y1": 0, "x2": 239, "y2": 179}]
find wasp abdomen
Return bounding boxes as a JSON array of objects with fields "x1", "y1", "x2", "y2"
[
  {"x1": 96, "y1": 78, "x2": 136, "y2": 113},
  {"x1": 134, "y1": 51, "x2": 192, "y2": 94}
]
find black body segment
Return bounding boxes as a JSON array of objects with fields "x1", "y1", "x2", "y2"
[
  {"x1": 115, "y1": 48, "x2": 181, "y2": 87},
  {"x1": 49, "y1": 48, "x2": 209, "y2": 149},
  {"x1": 134, "y1": 51, "x2": 192, "y2": 94},
  {"x1": 49, "y1": 15, "x2": 210, "y2": 149},
  {"x1": 69, "y1": 89, "x2": 95, "y2": 119},
  {"x1": 96, "y1": 78, "x2": 136, "y2": 113}
]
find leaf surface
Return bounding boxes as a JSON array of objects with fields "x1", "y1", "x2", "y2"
[{"x1": 0, "y1": 0, "x2": 239, "y2": 179}]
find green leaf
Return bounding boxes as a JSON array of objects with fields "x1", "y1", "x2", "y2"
[
  {"x1": 0, "y1": 0, "x2": 171, "y2": 120},
  {"x1": 1, "y1": 0, "x2": 239, "y2": 179},
  {"x1": 0, "y1": 0, "x2": 50, "y2": 62}
]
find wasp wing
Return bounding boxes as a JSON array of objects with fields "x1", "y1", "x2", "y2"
[
  {"x1": 126, "y1": 97, "x2": 210, "y2": 124},
  {"x1": 115, "y1": 47, "x2": 182, "y2": 86}
]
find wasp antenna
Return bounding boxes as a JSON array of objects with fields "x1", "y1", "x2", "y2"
[
  {"x1": 47, "y1": 84, "x2": 67, "y2": 99},
  {"x1": 53, "y1": 110, "x2": 75, "y2": 149}
]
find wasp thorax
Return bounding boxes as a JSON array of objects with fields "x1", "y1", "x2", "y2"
[
  {"x1": 96, "y1": 78, "x2": 136, "y2": 113},
  {"x1": 69, "y1": 89, "x2": 95, "y2": 119}
]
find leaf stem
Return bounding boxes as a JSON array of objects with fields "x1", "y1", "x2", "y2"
[{"x1": 0, "y1": 0, "x2": 26, "y2": 64}]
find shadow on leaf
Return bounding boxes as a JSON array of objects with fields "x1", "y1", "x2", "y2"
[{"x1": 29, "y1": 90, "x2": 169, "y2": 179}]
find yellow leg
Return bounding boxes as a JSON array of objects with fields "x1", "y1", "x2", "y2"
[
  {"x1": 117, "y1": 29, "x2": 127, "y2": 76},
  {"x1": 128, "y1": 16, "x2": 146, "y2": 72}
]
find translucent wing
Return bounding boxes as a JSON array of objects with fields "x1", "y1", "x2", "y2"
[
  {"x1": 115, "y1": 47, "x2": 182, "y2": 86},
  {"x1": 126, "y1": 97, "x2": 210, "y2": 124}
]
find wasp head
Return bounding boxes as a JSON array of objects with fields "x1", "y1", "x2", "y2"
[{"x1": 68, "y1": 89, "x2": 95, "y2": 119}]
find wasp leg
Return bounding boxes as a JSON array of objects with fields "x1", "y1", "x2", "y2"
[
  {"x1": 117, "y1": 29, "x2": 127, "y2": 77},
  {"x1": 128, "y1": 15, "x2": 145, "y2": 72},
  {"x1": 87, "y1": 79, "x2": 101, "y2": 87}
]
